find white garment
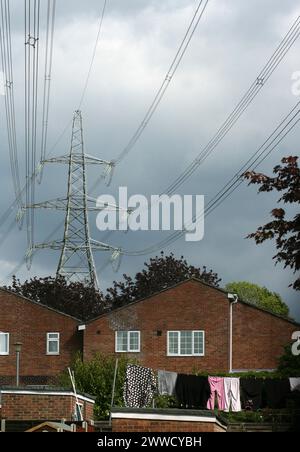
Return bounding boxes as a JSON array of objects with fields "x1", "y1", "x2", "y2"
[
  {"x1": 289, "y1": 377, "x2": 300, "y2": 392},
  {"x1": 158, "y1": 370, "x2": 178, "y2": 396},
  {"x1": 224, "y1": 377, "x2": 241, "y2": 412}
]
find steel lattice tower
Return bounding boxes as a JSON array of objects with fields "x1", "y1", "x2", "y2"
[{"x1": 29, "y1": 110, "x2": 123, "y2": 289}]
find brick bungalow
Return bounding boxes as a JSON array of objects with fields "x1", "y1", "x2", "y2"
[
  {"x1": 0, "y1": 288, "x2": 81, "y2": 385},
  {"x1": 0, "y1": 278, "x2": 299, "y2": 382},
  {"x1": 82, "y1": 278, "x2": 299, "y2": 373}
]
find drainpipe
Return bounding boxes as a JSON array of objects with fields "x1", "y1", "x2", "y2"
[{"x1": 228, "y1": 293, "x2": 238, "y2": 373}]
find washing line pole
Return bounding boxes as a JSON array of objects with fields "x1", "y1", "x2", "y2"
[{"x1": 109, "y1": 358, "x2": 119, "y2": 427}]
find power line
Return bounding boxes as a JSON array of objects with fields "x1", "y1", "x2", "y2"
[
  {"x1": 115, "y1": 0, "x2": 210, "y2": 163},
  {"x1": 0, "y1": 0, "x2": 22, "y2": 210},
  {"x1": 38, "y1": 0, "x2": 56, "y2": 183},
  {"x1": 84, "y1": 12, "x2": 300, "y2": 213},
  {"x1": 122, "y1": 100, "x2": 300, "y2": 256},
  {"x1": 0, "y1": 1, "x2": 109, "y2": 250},
  {"x1": 40, "y1": 0, "x2": 109, "y2": 160},
  {"x1": 24, "y1": 0, "x2": 41, "y2": 268},
  {"x1": 160, "y1": 15, "x2": 300, "y2": 197}
]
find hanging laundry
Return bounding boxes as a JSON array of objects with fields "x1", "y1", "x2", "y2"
[
  {"x1": 175, "y1": 374, "x2": 211, "y2": 409},
  {"x1": 206, "y1": 376, "x2": 225, "y2": 411},
  {"x1": 289, "y1": 377, "x2": 300, "y2": 392},
  {"x1": 263, "y1": 378, "x2": 291, "y2": 409},
  {"x1": 158, "y1": 370, "x2": 178, "y2": 396},
  {"x1": 123, "y1": 364, "x2": 157, "y2": 408},
  {"x1": 240, "y1": 378, "x2": 264, "y2": 411},
  {"x1": 224, "y1": 377, "x2": 241, "y2": 412}
]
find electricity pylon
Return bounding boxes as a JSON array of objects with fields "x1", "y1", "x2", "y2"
[{"x1": 27, "y1": 110, "x2": 126, "y2": 290}]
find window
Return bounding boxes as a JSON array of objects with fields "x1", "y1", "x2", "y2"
[
  {"x1": 46, "y1": 332, "x2": 60, "y2": 355},
  {"x1": 167, "y1": 331, "x2": 204, "y2": 356},
  {"x1": 115, "y1": 331, "x2": 140, "y2": 353},
  {"x1": 0, "y1": 332, "x2": 9, "y2": 355}
]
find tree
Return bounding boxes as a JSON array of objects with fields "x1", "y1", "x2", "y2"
[
  {"x1": 105, "y1": 251, "x2": 221, "y2": 306},
  {"x1": 6, "y1": 275, "x2": 107, "y2": 321},
  {"x1": 6, "y1": 253, "x2": 220, "y2": 317},
  {"x1": 244, "y1": 156, "x2": 300, "y2": 290},
  {"x1": 59, "y1": 353, "x2": 134, "y2": 419},
  {"x1": 225, "y1": 281, "x2": 289, "y2": 317},
  {"x1": 277, "y1": 343, "x2": 300, "y2": 377}
]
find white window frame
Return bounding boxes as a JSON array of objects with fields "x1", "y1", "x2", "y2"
[
  {"x1": 0, "y1": 332, "x2": 9, "y2": 355},
  {"x1": 115, "y1": 331, "x2": 141, "y2": 353},
  {"x1": 46, "y1": 332, "x2": 60, "y2": 355},
  {"x1": 167, "y1": 330, "x2": 205, "y2": 357}
]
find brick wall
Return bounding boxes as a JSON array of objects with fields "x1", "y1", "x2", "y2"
[
  {"x1": 84, "y1": 280, "x2": 229, "y2": 373},
  {"x1": 0, "y1": 390, "x2": 95, "y2": 421},
  {"x1": 233, "y1": 301, "x2": 296, "y2": 370},
  {"x1": 111, "y1": 409, "x2": 226, "y2": 432},
  {"x1": 84, "y1": 279, "x2": 298, "y2": 373},
  {"x1": 113, "y1": 418, "x2": 223, "y2": 432},
  {"x1": 0, "y1": 290, "x2": 81, "y2": 382}
]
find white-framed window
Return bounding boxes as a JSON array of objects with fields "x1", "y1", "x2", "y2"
[
  {"x1": 0, "y1": 332, "x2": 9, "y2": 355},
  {"x1": 115, "y1": 331, "x2": 140, "y2": 353},
  {"x1": 46, "y1": 332, "x2": 60, "y2": 355},
  {"x1": 167, "y1": 330, "x2": 205, "y2": 356}
]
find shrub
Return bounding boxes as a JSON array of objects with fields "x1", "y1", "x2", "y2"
[{"x1": 59, "y1": 353, "x2": 137, "y2": 419}]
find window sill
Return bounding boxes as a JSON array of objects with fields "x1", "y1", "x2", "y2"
[
  {"x1": 46, "y1": 353, "x2": 60, "y2": 356},
  {"x1": 115, "y1": 350, "x2": 140, "y2": 353},
  {"x1": 167, "y1": 354, "x2": 205, "y2": 357}
]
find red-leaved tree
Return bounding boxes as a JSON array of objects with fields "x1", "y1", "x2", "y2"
[{"x1": 244, "y1": 156, "x2": 300, "y2": 290}]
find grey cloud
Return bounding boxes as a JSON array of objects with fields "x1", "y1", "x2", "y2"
[{"x1": 0, "y1": 1, "x2": 299, "y2": 320}]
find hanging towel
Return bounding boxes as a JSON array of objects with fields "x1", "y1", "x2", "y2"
[
  {"x1": 263, "y1": 378, "x2": 291, "y2": 409},
  {"x1": 175, "y1": 374, "x2": 211, "y2": 409},
  {"x1": 158, "y1": 370, "x2": 178, "y2": 396},
  {"x1": 123, "y1": 364, "x2": 157, "y2": 408},
  {"x1": 240, "y1": 378, "x2": 264, "y2": 411},
  {"x1": 224, "y1": 377, "x2": 241, "y2": 412},
  {"x1": 289, "y1": 377, "x2": 300, "y2": 392},
  {"x1": 207, "y1": 376, "x2": 225, "y2": 411}
]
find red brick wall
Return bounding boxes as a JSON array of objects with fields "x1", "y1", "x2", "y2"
[
  {"x1": 0, "y1": 391, "x2": 94, "y2": 421},
  {"x1": 84, "y1": 280, "x2": 229, "y2": 373},
  {"x1": 84, "y1": 280, "x2": 297, "y2": 373},
  {"x1": 0, "y1": 290, "x2": 81, "y2": 381},
  {"x1": 232, "y1": 301, "x2": 296, "y2": 370},
  {"x1": 112, "y1": 418, "x2": 225, "y2": 432}
]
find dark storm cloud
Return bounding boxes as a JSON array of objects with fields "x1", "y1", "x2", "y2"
[{"x1": 0, "y1": 1, "x2": 299, "y2": 320}]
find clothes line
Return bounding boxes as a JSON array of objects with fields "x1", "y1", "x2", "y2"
[{"x1": 122, "y1": 364, "x2": 300, "y2": 412}]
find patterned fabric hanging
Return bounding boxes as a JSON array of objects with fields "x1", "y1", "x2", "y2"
[{"x1": 123, "y1": 364, "x2": 157, "y2": 408}]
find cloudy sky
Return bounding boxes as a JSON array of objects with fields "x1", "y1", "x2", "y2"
[{"x1": 0, "y1": 0, "x2": 299, "y2": 319}]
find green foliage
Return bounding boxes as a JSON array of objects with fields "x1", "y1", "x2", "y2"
[
  {"x1": 59, "y1": 353, "x2": 137, "y2": 419},
  {"x1": 154, "y1": 395, "x2": 178, "y2": 409},
  {"x1": 225, "y1": 281, "x2": 289, "y2": 317},
  {"x1": 277, "y1": 344, "x2": 300, "y2": 377}
]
